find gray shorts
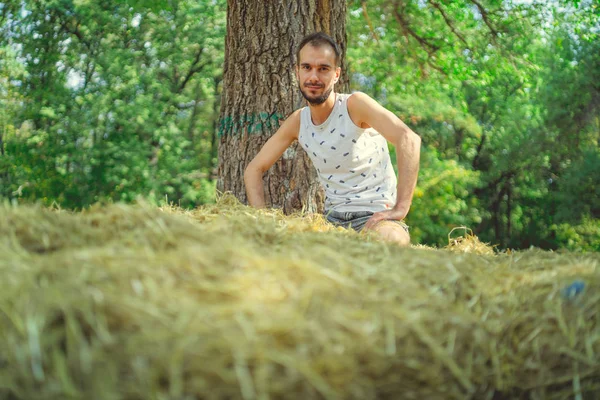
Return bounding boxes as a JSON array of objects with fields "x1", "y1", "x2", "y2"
[{"x1": 325, "y1": 210, "x2": 410, "y2": 233}]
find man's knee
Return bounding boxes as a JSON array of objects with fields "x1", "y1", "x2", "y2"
[{"x1": 365, "y1": 220, "x2": 410, "y2": 246}]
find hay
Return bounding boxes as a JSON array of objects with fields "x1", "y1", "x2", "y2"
[
  {"x1": 0, "y1": 194, "x2": 598, "y2": 400},
  {"x1": 446, "y1": 227, "x2": 495, "y2": 256}
]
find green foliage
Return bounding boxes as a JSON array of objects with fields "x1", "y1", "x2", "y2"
[
  {"x1": 555, "y1": 150, "x2": 600, "y2": 223},
  {"x1": 0, "y1": 0, "x2": 225, "y2": 209},
  {"x1": 387, "y1": 93, "x2": 482, "y2": 163},
  {"x1": 347, "y1": 0, "x2": 599, "y2": 251},
  {"x1": 552, "y1": 218, "x2": 600, "y2": 252},
  {"x1": 407, "y1": 148, "x2": 482, "y2": 246}
]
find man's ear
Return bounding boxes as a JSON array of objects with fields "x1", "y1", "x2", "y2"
[{"x1": 335, "y1": 66, "x2": 341, "y2": 83}]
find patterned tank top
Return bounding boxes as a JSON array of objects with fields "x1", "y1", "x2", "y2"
[{"x1": 298, "y1": 93, "x2": 397, "y2": 213}]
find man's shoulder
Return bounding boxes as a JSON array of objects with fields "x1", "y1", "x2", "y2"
[
  {"x1": 346, "y1": 91, "x2": 372, "y2": 106},
  {"x1": 345, "y1": 92, "x2": 376, "y2": 127},
  {"x1": 288, "y1": 108, "x2": 304, "y2": 122},
  {"x1": 273, "y1": 108, "x2": 303, "y2": 141}
]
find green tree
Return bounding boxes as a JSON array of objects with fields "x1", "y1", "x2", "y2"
[
  {"x1": 347, "y1": 0, "x2": 599, "y2": 250},
  {"x1": 1, "y1": 0, "x2": 226, "y2": 208}
]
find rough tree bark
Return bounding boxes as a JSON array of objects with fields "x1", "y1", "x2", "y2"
[{"x1": 217, "y1": 0, "x2": 348, "y2": 213}]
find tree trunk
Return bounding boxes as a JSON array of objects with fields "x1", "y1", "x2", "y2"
[
  {"x1": 211, "y1": 75, "x2": 222, "y2": 181},
  {"x1": 217, "y1": 0, "x2": 348, "y2": 213}
]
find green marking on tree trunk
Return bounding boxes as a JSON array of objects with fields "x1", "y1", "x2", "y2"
[{"x1": 218, "y1": 112, "x2": 285, "y2": 137}]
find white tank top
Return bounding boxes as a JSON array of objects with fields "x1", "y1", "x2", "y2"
[{"x1": 298, "y1": 93, "x2": 397, "y2": 213}]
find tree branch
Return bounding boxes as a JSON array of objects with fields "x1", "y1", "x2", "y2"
[
  {"x1": 428, "y1": 0, "x2": 470, "y2": 49},
  {"x1": 392, "y1": 2, "x2": 440, "y2": 55},
  {"x1": 361, "y1": 1, "x2": 380, "y2": 44},
  {"x1": 58, "y1": 19, "x2": 93, "y2": 52},
  {"x1": 470, "y1": 0, "x2": 500, "y2": 43},
  {"x1": 177, "y1": 46, "x2": 206, "y2": 93}
]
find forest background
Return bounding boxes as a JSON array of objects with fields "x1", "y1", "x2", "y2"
[{"x1": 0, "y1": 0, "x2": 598, "y2": 251}]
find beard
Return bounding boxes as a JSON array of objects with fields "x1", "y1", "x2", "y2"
[{"x1": 299, "y1": 83, "x2": 333, "y2": 106}]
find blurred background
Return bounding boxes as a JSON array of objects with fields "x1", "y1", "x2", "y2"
[{"x1": 0, "y1": 0, "x2": 598, "y2": 250}]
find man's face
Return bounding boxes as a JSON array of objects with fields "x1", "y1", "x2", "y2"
[{"x1": 296, "y1": 44, "x2": 341, "y2": 106}]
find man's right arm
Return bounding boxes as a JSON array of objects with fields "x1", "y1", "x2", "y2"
[{"x1": 244, "y1": 109, "x2": 301, "y2": 208}]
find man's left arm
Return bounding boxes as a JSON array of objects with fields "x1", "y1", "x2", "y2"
[{"x1": 347, "y1": 92, "x2": 421, "y2": 227}]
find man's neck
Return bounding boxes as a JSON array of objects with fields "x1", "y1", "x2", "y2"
[{"x1": 309, "y1": 92, "x2": 337, "y2": 125}]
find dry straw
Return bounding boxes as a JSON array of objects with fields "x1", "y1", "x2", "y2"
[
  {"x1": 0, "y1": 194, "x2": 598, "y2": 400},
  {"x1": 446, "y1": 227, "x2": 496, "y2": 256}
]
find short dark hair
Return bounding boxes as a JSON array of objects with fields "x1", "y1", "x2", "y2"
[{"x1": 296, "y1": 32, "x2": 341, "y2": 67}]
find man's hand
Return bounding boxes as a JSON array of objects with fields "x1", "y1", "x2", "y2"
[{"x1": 363, "y1": 208, "x2": 408, "y2": 231}]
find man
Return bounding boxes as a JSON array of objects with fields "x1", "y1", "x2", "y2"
[{"x1": 244, "y1": 32, "x2": 421, "y2": 246}]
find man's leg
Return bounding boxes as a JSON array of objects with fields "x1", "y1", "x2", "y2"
[{"x1": 364, "y1": 220, "x2": 410, "y2": 246}]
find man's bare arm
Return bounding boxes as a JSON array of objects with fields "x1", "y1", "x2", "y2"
[
  {"x1": 244, "y1": 110, "x2": 301, "y2": 208},
  {"x1": 347, "y1": 92, "x2": 421, "y2": 219}
]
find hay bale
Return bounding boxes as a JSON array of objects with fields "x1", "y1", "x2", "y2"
[{"x1": 0, "y1": 196, "x2": 598, "y2": 399}]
